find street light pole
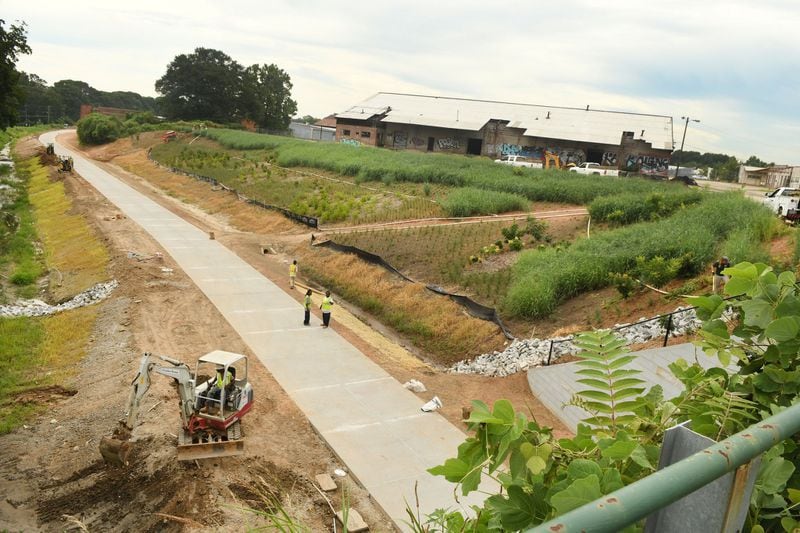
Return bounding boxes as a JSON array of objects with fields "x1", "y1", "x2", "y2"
[{"x1": 673, "y1": 116, "x2": 699, "y2": 179}]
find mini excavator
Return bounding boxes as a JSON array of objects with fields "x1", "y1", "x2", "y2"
[{"x1": 100, "y1": 350, "x2": 254, "y2": 464}]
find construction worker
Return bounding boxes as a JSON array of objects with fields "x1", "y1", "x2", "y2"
[
  {"x1": 289, "y1": 260, "x2": 298, "y2": 289},
  {"x1": 320, "y1": 290, "x2": 334, "y2": 328},
  {"x1": 202, "y1": 366, "x2": 233, "y2": 412},
  {"x1": 712, "y1": 256, "x2": 731, "y2": 294},
  {"x1": 303, "y1": 289, "x2": 313, "y2": 326}
]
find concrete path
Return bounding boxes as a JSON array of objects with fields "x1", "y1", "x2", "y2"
[
  {"x1": 528, "y1": 342, "x2": 728, "y2": 432},
  {"x1": 41, "y1": 132, "x2": 491, "y2": 528}
]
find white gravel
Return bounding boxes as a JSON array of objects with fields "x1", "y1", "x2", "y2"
[
  {"x1": 449, "y1": 306, "x2": 701, "y2": 377},
  {"x1": 0, "y1": 280, "x2": 119, "y2": 318}
]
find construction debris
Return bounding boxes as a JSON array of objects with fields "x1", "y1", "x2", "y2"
[
  {"x1": 402, "y1": 379, "x2": 427, "y2": 393},
  {"x1": 335, "y1": 509, "x2": 369, "y2": 532},
  {"x1": 420, "y1": 396, "x2": 442, "y2": 412},
  {"x1": 315, "y1": 473, "x2": 337, "y2": 492}
]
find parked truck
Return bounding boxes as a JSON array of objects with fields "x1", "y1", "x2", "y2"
[
  {"x1": 494, "y1": 154, "x2": 543, "y2": 169},
  {"x1": 569, "y1": 162, "x2": 619, "y2": 176},
  {"x1": 763, "y1": 187, "x2": 800, "y2": 223}
]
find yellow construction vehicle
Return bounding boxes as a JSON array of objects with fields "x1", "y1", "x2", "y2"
[{"x1": 543, "y1": 151, "x2": 562, "y2": 170}]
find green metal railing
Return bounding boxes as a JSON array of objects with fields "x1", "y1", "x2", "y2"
[{"x1": 527, "y1": 402, "x2": 800, "y2": 533}]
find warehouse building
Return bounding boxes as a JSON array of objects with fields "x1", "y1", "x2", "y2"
[{"x1": 335, "y1": 93, "x2": 674, "y2": 174}]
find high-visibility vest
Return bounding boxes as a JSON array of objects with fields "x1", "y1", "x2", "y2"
[
  {"x1": 304, "y1": 295, "x2": 312, "y2": 309},
  {"x1": 321, "y1": 297, "x2": 333, "y2": 312},
  {"x1": 289, "y1": 264, "x2": 297, "y2": 276},
  {"x1": 216, "y1": 370, "x2": 232, "y2": 388}
]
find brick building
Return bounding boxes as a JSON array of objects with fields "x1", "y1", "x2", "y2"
[
  {"x1": 335, "y1": 93, "x2": 674, "y2": 174},
  {"x1": 79, "y1": 104, "x2": 136, "y2": 120}
]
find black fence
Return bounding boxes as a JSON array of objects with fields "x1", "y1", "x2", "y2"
[
  {"x1": 316, "y1": 240, "x2": 515, "y2": 339},
  {"x1": 146, "y1": 149, "x2": 318, "y2": 228}
]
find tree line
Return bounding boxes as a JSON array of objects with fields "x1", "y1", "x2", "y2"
[{"x1": 2, "y1": 20, "x2": 298, "y2": 131}]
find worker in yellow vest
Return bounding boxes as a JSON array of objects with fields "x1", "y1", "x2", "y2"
[
  {"x1": 289, "y1": 260, "x2": 298, "y2": 289},
  {"x1": 303, "y1": 289, "x2": 313, "y2": 326},
  {"x1": 320, "y1": 290, "x2": 334, "y2": 328}
]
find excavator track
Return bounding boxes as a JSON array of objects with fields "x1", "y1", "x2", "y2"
[{"x1": 177, "y1": 420, "x2": 244, "y2": 461}]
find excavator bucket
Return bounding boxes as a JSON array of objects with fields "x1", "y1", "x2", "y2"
[
  {"x1": 99, "y1": 424, "x2": 134, "y2": 466},
  {"x1": 176, "y1": 420, "x2": 244, "y2": 461}
]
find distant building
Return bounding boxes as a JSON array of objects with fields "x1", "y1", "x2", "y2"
[
  {"x1": 289, "y1": 121, "x2": 335, "y2": 141},
  {"x1": 334, "y1": 92, "x2": 674, "y2": 174},
  {"x1": 79, "y1": 104, "x2": 136, "y2": 120},
  {"x1": 738, "y1": 164, "x2": 800, "y2": 188}
]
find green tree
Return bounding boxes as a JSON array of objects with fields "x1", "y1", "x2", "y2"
[
  {"x1": 239, "y1": 63, "x2": 297, "y2": 130},
  {"x1": 0, "y1": 19, "x2": 31, "y2": 129},
  {"x1": 17, "y1": 72, "x2": 64, "y2": 124},
  {"x1": 76, "y1": 113, "x2": 122, "y2": 145},
  {"x1": 298, "y1": 114, "x2": 319, "y2": 125},
  {"x1": 744, "y1": 155, "x2": 769, "y2": 167},
  {"x1": 155, "y1": 47, "x2": 243, "y2": 123},
  {"x1": 713, "y1": 156, "x2": 739, "y2": 182},
  {"x1": 52, "y1": 80, "x2": 100, "y2": 122}
]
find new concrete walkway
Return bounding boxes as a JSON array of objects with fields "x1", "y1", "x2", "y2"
[
  {"x1": 528, "y1": 342, "x2": 729, "y2": 432},
  {"x1": 41, "y1": 132, "x2": 491, "y2": 528}
]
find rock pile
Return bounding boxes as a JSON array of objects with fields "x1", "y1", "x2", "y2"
[
  {"x1": 0, "y1": 280, "x2": 119, "y2": 318},
  {"x1": 449, "y1": 306, "x2": 701, "y2": 377}
]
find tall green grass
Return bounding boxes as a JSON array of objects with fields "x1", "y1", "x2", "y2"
[
  {"x1": 0, "y1": 317, "x2": 45, "y2": 433},
  {"x1": 588, "y1": 189, "x2": 705, "y2": 224},
  {"x1": 441, "y1": 187, "x2": 528, "y2": 217},
  {"x1": 504, "y1": 193, "x2": 777, "y2": 318},
  {"x1": 197, "y1": 128, "x2": 687, "y2": 206}
]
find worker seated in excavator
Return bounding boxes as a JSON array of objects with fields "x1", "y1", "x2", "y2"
[{"x1": 199, "y1": 366, "x2": 235, "y2": 414}]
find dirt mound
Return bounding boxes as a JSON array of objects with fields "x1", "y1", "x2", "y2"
[{"x1": 35, "y1": 437, "x2": 202, "y2": 531}]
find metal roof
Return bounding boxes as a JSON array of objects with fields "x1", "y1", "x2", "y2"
[
  {"x1": 338, "y1": 92, "x2": 674, "y2": 149},
  {"x1": 198, "y1": 350, "x2": 247, "y2": 366}
]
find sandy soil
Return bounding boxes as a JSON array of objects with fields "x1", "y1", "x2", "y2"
[{"x1": 0, "y1": 137, "x2": 395, "y2": 532}]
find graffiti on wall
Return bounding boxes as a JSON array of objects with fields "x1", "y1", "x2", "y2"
[
  {"x1": 411, "y1": 137, "x2": 426, "y2": 147},
  {"x1": 625, "y1": 155, "x2": 669, "y2": 174},
  {"x1": 340, "y1": 138, "x2": 361, "y2": 147},
  {"x1": 497, "y1": 143, "x2": 586, "y2": 165},
  {"x1": 393, "y1": 132, "x2": 407, "y2": 149},
  {"x1": 437, "y1": 137, "x2": 460, "y2": 150},
  {"x1": 602, "y1": 152, "x2": 618, "y2": 166}
]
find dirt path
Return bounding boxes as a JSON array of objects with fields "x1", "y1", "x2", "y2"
[{"x1": 319, "y1": 207, "x2": 588, "y2": 235}]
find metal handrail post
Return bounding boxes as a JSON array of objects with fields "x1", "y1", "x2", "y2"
[{"x1": 527, "y1": 402, "x2": 800, "y2": 533}]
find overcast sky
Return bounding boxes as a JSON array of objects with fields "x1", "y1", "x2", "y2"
[{"x1": 4, "y1": 0, "x2": 799, "y2": 163}]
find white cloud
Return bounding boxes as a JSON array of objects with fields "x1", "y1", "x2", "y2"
[{"x1": 4, "y1": 0, "x2": 799, "y2": 162}]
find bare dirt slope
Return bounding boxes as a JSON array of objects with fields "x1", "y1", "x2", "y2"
[{"x1": 0, "y1": 137, "x2": 394, "y2": 532}]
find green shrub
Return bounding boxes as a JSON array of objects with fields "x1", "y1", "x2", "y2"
[
  {"x1": 609, "y1": 272, "x2": 637, "y2": 298},
  {"x1": 76, "y1": 113, "x2": 123, "y2": 145},
  {"x1": 508, "y1": 237, "x2": 523, "y2": 251},
  {"x1": 589, "y1": 190, "x2": 704, "y2": 225},
  {"x1": 504, "y1": 193, "x2": 776, "y2": 318},
  {"x1": 524, "y1": 216, "x2": 548, "y2": 241},
  {"x1": 634, "y1": 255, "x2": 682, "y2": 287},
  {"x1": 501, "y1": 223, "x2": 520, "y2": 241},
  {"x1": 441, "y1": 187, "x2": 528, "y2": 217}
]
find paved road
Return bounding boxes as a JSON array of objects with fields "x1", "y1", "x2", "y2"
[
  {"x1": 528, "y1": 342, "x2": 733, "y2": 431},
  {"x1": 41, "y1": 132, "x2": 493, "y2": 528}
]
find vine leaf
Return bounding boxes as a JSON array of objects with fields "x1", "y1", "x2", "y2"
[{"x1": 550, "y1": 474, "x2": 602, "y2": 516}]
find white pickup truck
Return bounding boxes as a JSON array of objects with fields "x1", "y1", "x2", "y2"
[
  {"x1": 569, "y1": 162, "x2": 619, "y2": 176},
  {"x1": 763, "y1": 187, "x2": 800, "y2": 222},
  {"x1": 494, "y1": 154, "x2": 543, "y2": 169}
]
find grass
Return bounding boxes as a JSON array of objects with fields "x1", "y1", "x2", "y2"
[
  {"x1": 151, "y1": 142, "x2": 445, "y2": 224},
  {"x1": 441, "y1": 187, "x2": 529, "y2": 217},
  {"x1": 588, "y1": 189, "x2": 705, "y2": 225},
  {"x1": 333, "y1": 221, "x2": 523, "y2": 288},
  {"x1": 26, "y1": 158, "x2": 109, "y2": 300},
  {"x1": 298, "y1": 248, "x2": 502, "y2": 365},
  {"x1": 505, "y1": 192, "x2": 778, "y2": 318},
  {"x1": 0, "y1": 150, "x2": 109, "y2": 433},
  {"x1": 198, "y1": 128, "x2": 690, "y2": 206}
]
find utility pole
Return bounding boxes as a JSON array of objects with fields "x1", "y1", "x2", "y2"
[{"x1": 674, "y1": 116, "x2": 699, "y2": 179}]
